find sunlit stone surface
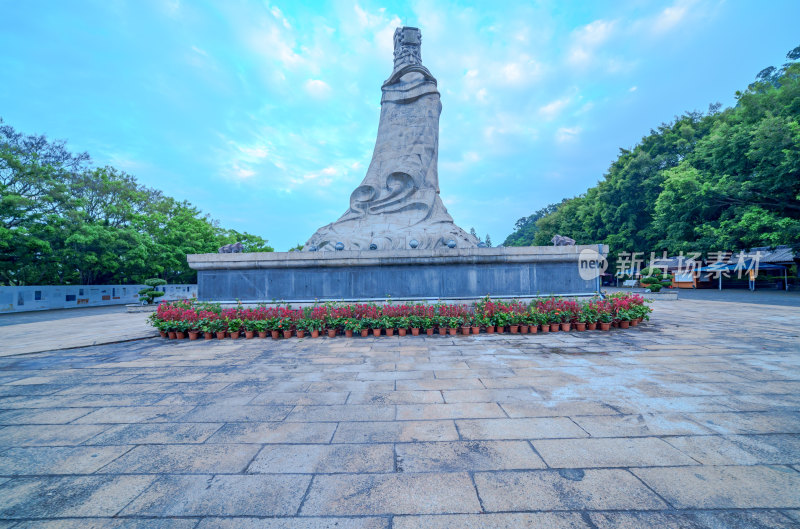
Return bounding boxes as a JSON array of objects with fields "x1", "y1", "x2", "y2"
[{"x1": 304, "y1": 27, "x2": 478, "y2": 251}]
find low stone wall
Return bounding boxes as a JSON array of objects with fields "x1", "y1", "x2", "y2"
[
  {"x1": 0, "y1": 284, "x2": 197, "y2": 313},
  {"x1": 187, "y1": 245, "x2": 608, "y2": 302}
]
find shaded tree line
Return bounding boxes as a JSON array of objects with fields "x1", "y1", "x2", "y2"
[
  {"x1": 504, "y1": 46, "x2": 800, "y2": 264},
  {"x1": 0, "y1": 121, "x2": 273, "y2": 285}
]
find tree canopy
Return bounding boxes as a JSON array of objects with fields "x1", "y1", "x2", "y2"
[
  {"x1": 0, "y1": 121, "x2": 273, "y2": 285},
  {"x1": 503, "y1": 46, "x2": 800, "y2": 263}
]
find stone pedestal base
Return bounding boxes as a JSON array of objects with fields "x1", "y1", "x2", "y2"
[{"x1": 187, "y1": 245, "x2": 608, "y2": 302}]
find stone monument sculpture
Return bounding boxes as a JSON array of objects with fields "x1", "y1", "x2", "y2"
[
  {"x1": 551, "y1": 235, "x2": 576, "y2": 246},
  {"x1": 304, "y1": 27, "x2": 478, "y2": 251}
]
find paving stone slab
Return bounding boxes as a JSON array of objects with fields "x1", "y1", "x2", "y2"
[
  {"x1": 0, "y1": 445, "x2": 133, "y2": 475},
  {"x1": 286, "y1": 405, "x2": 395, "y2": 422},
  {"x1": 332, "y1": 421, "x2": 459, "y2": 443},
  {"x1": 688, "y1": 412, "x2": 800, "y2": 435},
  {"x1": 396, "y1": 403, "x2": 506, "y2": 420},
  {"x1": 589, "y1": 510, "x2": 799, "y2": 528},
  {"x1": 395, "y1": 440, "x2": 545, "y2": 472},
  {"x1": 570, "y1": 412, "x2": 713, "y2": 437},
  {"x1": 455, "y1": 417, "x2": 588, "y2": 440},
  {"x1": 0, "y1": 475, "x2": 155, "y2": 518},
  {"x1": 11, "y1": 519, "x2": 199, "y2": 528},
  {"x1": 532, "y1": 437, "x2": 699, "y2": 468},
  {"x1": 632, "y1": 465, "x2": 800, "y2": 508},
  {"x1": 300, "y1": 472, "x2": 481, "y2": 515},
  {"x1": 97, "y1": 443, "x2": 261, "y2": 473},
  {"x1": 194, "y1": 518, "x2": 390, "y2": 529},
  {"x1": 663, "y1": 434, "x2": 800, "y2": 465},
  {"x1": 84, "y1": 422, "x2": 223, "y2": 445},
  {"x1": 0, "y1": 424, "x2": 110, "y2": 447},
  {"x1": 247, "y1": 443, "x2": 394, "y2": 473},
  {"x1": 120, "y1": 474, "x2": 311, "y2": 516},
  {"x1": 392, "y1": 512, "x2": 590, "y2": 528},
  {"x1": 205, "y1": 421, "x2": 337, "y2": 444},
  {"x1": 499, "y1": 400, "x2": 620, "y2": 417},
  {"x1": 473, "y1": 469, "x2": 667, "y2": 511}
]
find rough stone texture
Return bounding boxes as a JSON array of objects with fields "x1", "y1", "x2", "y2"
[
  {"x1": 0, "y1": 297, "x2": 799, "y2": 525},
  {"x1": 304, "y1": 27, "x2": 477, "y2": 251}
]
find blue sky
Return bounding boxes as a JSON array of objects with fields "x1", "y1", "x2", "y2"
[{"x1": 2, "y1": 0, "x2": 798, "y2": 250}]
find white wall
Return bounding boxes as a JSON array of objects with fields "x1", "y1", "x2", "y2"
[{"x1": 0, "y1": 284, "x2": 197, "y2": 313}]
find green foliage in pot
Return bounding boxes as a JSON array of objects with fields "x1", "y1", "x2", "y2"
[{"x1": 139, "y1": 278, "x2": 167, "y2": 304}]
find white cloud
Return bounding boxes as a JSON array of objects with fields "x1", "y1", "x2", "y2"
[
  {"x1": 568, "y1": 19, "x2": 616, "y2": 67},
  {"x1": 304, "y1": 79, "x2": 331, "y2": 99},
  {"x1": 555, "y1": 126, "x2": 582, "y2": 143},
  {"x1": 538, "y1": 97, "x2": 571, "y2": 120},
  {"x1": 652, "y1": 3, "x2": 689, "y2": 34},
  {"x1": 629, "y1": 85, "x2": 638, "y2": 92}
]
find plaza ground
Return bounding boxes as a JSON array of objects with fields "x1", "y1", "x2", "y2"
[{"x1": 0, "y1": 295, "x2": 798, "y2": 526}]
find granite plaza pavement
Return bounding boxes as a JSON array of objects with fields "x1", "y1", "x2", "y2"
[{"x1": 0, "y1": 296, "x2": 799, "y2": 527}]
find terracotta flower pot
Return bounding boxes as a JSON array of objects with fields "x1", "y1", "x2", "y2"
[
  {"x1": 619, "y1": 320, "x2": 630, "y2": 329},
  {"x1": 297, "y1": 330, "x2": 306, "y2": 338},
  {"x1": 327, "y1": 329, "x2": 337, "y2": 338},
  {"x1": 229, "y1": 331, "x2": 240, "y2": 339},
  {"x1": 361, "y1": 329, "x2": 369, "y2": 337},
  {"x1": 176, "y1": 331, "x2": 186, "y2": 340},
  {"x1": 411, "y1": 328, "x2": 420, "y2": 336},
  {"x1": 398, "y1": 328, "x2": 407, "y2": 336},
  {"x1": 540, "y1": 325, "x2": 549, "y2": 333},
  {"x1": 600, "y1": 322, "x2": 611, "y2": 331},
  {"x1": 245, "y1": 331, "x2": 254, "y2": 339},
  {"x1": 530, "y1": 325, "x2": 538, "y2": 334},
  {"x1": 630, "y1": 319, "x2": 639, "y2": 327},
  {"x1": 159, "y1": 331, "x2": 167, "y2": 338},
  {"x1": 373, "y1": 328, "x2": 382, "y2": 337},
  {"x1": 612, "y1": 321, "x2": 619, "y2": 328},
  {"x1": 461, "y1": 326, "x2": 470, "y2": 335},
  {"x1": 471, "y1": 326, "x2": 480, "y2": 335},
  {"x1": 560, "y1": 323, "x2": 571, "y2": 332},
  {"x1": 271, "y1": 330, "x2": 280, "y2": 339},
  {"x1": 550, "y1": 324, "x2": 560, "y2": 332},
  {"x1": 282, "y1": 330, "x2": 292, "y2": 339},
  {"x1": 496, "y1": 326, "x2": 505, "y2": 334},
  {"x1": 311, "y1": 330, "x2": 320, "y2": 338},
  {"x1": 520, "y1": 325, "x2": 529, "y2": 334},
  {"x1": 486, "y1": 326, "x2": 495, "y2": 334},
  {"x1": 258, "y1": 331, "x2": 268, "y2": 339},
  {"x1": 448, "y1": 327, "x2": 457, "y2": 335},
  {"x1": 438, "y1": 326, "x2": 448, "y2": 335},
  {"x1": 426, "y1": 328, "x2": 434, "y2": 336},
  {"x1": 509, "y1": 325, "x2": 519, "y2": 334},
  {"x1": 215, "y1": 331, "x2": 226, "y2": 340},
  {"x1": 203, "y1": 331, "x2": 213, "y2": 340},
  {"x1": 188, "y1": 331, "x2": 200, "y2": 340},
  {"x1": 167, "y1": 331, "x2": 176, "y2": 339},
  {"x1": 386, "y1": 328, "x2": 394, "y2": 337},
  {"x1": 345, "y1": 329, "x2": 353, "y2": 338},
  {"x1": 575, "y1": 323, "x2": 586, "y2": 332},
  {"x1": 587, "y1": 323, "x2": 597, "y2": 331}
]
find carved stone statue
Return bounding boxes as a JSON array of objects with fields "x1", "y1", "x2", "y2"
[
  {"x1": 551, "y1": 235, "x2": 576, "y2": 246},
  {"x1": 304, "y1": 27, "x2": 478, "y2": 251},
  {"x1": 218, "y1": 242, "x2": 244, "y2": 253}
]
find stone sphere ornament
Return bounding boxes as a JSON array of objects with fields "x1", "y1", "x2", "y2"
[
  {"x1": 409, "y1": 239, "x2": 419, "y2": 249},
  {"x1": 308, "y1": 245, "x2": 318, "y2": 252},
  {"x1": 447, "y1": 240, "x2": 457, "y2": 248},
  {"x1": 369, "y1": 243, "x2": 378, "y2": 250},
  {"x1": 335, "y1": 242, "x2": 345, "y2": 251}
]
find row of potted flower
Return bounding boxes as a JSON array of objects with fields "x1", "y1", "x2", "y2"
[{"x1": 149, "y1": 293, "x2": 652, "y2": 340}]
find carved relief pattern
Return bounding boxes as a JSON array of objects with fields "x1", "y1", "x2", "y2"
[{"x1": 304, "y1": 27, "x2": 478, "y2": 251}]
